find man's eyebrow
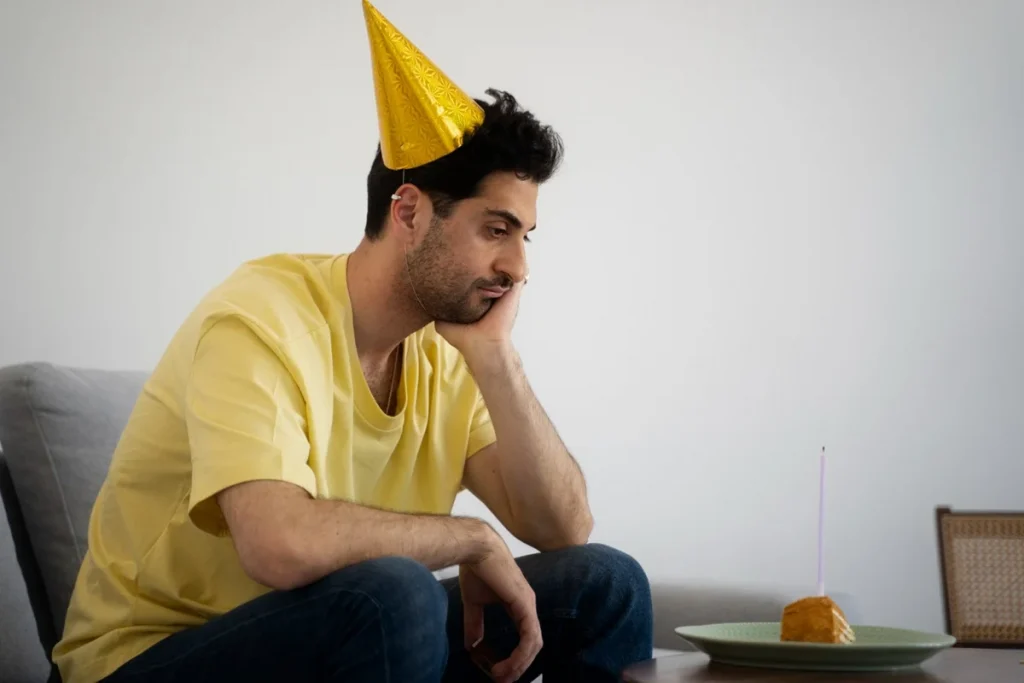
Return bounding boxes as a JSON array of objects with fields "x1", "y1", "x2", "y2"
[{"x1": 485, "y1": 208, "x2": 535, "y2": 231}]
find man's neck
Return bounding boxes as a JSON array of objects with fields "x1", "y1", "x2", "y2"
[{"x1": 344, "y1": 239, "x2": 430, "y2": 363}]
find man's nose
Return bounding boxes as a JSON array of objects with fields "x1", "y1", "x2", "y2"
[{"x1": 497, "y1": 239, "x2": 528, "y2": 284}]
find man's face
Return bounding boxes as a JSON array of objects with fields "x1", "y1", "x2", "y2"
[{"x1": 405, "y1": 171, "x2": 538, "y2": 324}]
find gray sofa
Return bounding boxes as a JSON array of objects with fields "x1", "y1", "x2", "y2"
[{"x1": 0, "y1": 362, "x2": 846, "y2": 682}]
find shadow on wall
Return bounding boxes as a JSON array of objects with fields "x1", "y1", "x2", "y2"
[{"x1": 650, "y1": 582, "x2": 862, "y2": 651}]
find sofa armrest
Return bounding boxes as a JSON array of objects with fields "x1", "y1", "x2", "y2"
[{"x1": 1, "y1": 458, "x2": 54, "y2": 683}]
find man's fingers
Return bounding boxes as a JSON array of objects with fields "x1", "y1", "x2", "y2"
[
  {"x1": 491, "y1": 594, "x2": 542, "y2": 683},
  {"x1": 463, "y1": 601, "x2": 485, "y2": 650},
  {"x1": 491, "y1": 627, "x2": 542, "y2": 683}
]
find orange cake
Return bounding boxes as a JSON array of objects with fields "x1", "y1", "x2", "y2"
[{"x1": 780, "y1": 596, "x2": 855, "y2": 644}]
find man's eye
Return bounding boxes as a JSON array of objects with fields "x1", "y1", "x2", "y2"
[{"x1": 489, "y1": 226, "x2": 506, "y2": 238}]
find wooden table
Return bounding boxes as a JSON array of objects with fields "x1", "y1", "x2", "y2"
[{"x1": 622, "y1": 649, "x2": 1024, "y2": 682}]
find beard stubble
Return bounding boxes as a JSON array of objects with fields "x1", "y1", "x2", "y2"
[{"x1": 405, "y1": 217, "x2": 504, "y2": 324}]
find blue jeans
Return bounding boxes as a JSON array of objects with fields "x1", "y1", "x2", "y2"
[{"x1": 99, "y1": 543, "x2": 653, "y2": 682}]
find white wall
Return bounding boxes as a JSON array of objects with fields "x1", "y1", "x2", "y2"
[{"x1": 2, "y1": 0, "x2": 1022, "y2": 635}]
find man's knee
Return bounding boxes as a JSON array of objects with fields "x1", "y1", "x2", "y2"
[
  {"x1": 566, "y1": 544, "x2": 654, "y2": 650},
  {"x1": 315, "y1": 556, "x2": 449, "y2": 675},
  {"x1": 556, "y1": 543, "x2": 653, "y2": 613},
  {"x1": 329, "y1": 555, "x2": 447, "y2": 614},
  {"x1": 555, "y1": 543, "x2": 648, "y2": 585},
  {"x1": 329, "y1": 555, "x2": 448, "y2": 633}
]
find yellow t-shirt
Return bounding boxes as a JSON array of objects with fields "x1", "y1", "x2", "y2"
[{"x1": 51, "y1": 253, "x2": 496, "y2": 683}]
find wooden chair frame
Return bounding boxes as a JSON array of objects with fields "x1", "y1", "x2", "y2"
[{"x1": 935, "y1": 505, "x2": 1024, "y2": 648}]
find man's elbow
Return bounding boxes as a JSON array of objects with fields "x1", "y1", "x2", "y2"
[
  {"x1": 218, "y1": 481, "x2": 322, "y2": 591},
  {"x1": 249, "y1": 558, "x2": 309, "y2": 592},
  {"x1": 233, "y1": 529, "x2": 312, "y2": 591},
  {"x1": 563, "y1": 509, "x2": 595, "y2": 546},
  {"x1": 527, "y1": 510, "x2": 594, "y2": 551}
]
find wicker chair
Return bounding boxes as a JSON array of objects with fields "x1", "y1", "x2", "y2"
[{"x1": 935, "y1": 506, "x2": 1024, "y2": 647}]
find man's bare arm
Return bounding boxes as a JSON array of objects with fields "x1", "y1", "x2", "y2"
[
  {"x1": 217, "y1": 480, "x2": 494, "y2": 591},
  {"x1": 218, "y1": 479, "x2": 544, "y2": 679},
  {"x1": 463, "y1": 345, "x2": 593, "y2": 551}
]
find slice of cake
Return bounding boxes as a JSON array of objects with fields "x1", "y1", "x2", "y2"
[{"x1": 780, "y1": 595, "x2": 855, "y2": 644}]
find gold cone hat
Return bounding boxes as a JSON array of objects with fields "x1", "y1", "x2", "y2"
[{"x1": 362, "y1": 0, "x2": 484, "y2": 169}]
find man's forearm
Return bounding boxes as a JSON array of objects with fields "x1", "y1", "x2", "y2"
[
  {"x1": 468, "y1": 344, "x2": 593, "y2": 547},
  {"x1": 221, "y1": 482, "x2": 494, "y2": 590},
  {"x1": 297, "y1": 500, "x2": 492, "y2": 578}
]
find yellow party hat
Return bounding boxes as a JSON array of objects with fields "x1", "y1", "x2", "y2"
[{"x1": 362, "y1": 0, "x2": 485, "y2": 169}]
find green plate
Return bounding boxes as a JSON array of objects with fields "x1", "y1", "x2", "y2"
[{"x1": 674, "y1": 622, "x2": 956, "y2": 672}]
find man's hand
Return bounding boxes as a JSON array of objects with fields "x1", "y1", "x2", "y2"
[
  {"x1": 459, "y1": 529, "x2": 542, "y2": 683},
  {"x1": 435, "y1": 280, "x2": 524, "y2": 362}
]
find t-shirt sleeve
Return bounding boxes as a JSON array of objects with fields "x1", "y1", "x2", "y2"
[
  {"x1": 185, "y1": 316, "x2": 317, "y2": 536},
  {"x1": 466, "y1": 385, "x2": 496, "y2": 458}
]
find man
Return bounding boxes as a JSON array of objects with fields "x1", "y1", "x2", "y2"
[{"x1": 52, "y1": 3, "x2": 653, "y2": 682}]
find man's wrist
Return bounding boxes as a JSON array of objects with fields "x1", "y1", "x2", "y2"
[
  {"x1": 462, "y1": 341, "x2": 518, "y2": 379},
  {"x1": 457, "y1": 516, "x2": 500, "y2": 564}
]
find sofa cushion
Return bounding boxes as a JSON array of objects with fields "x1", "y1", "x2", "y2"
[{"x1": 0, "y1": 363, "x2": 146, "y2": 641}]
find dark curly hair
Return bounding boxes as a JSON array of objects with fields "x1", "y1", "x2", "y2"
[{"x1": 364, "y1": 88, "x2": 564, "y2": 239}]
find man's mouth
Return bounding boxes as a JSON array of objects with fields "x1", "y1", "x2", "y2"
[{"x1": 478, "y1": 285, "x2": 508, "y2": 298}]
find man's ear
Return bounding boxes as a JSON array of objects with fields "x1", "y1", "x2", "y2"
[{"x1": 389, "y1": 184, "x2": 421, "y2": 238}]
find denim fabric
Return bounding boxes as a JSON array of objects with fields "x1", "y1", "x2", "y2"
[
  {"x1": 441, "y1": 543, "x2": 654, "y2": 682},
  {"x1": 100, "y1": 543, "x2": 653, "y2": 683}
]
